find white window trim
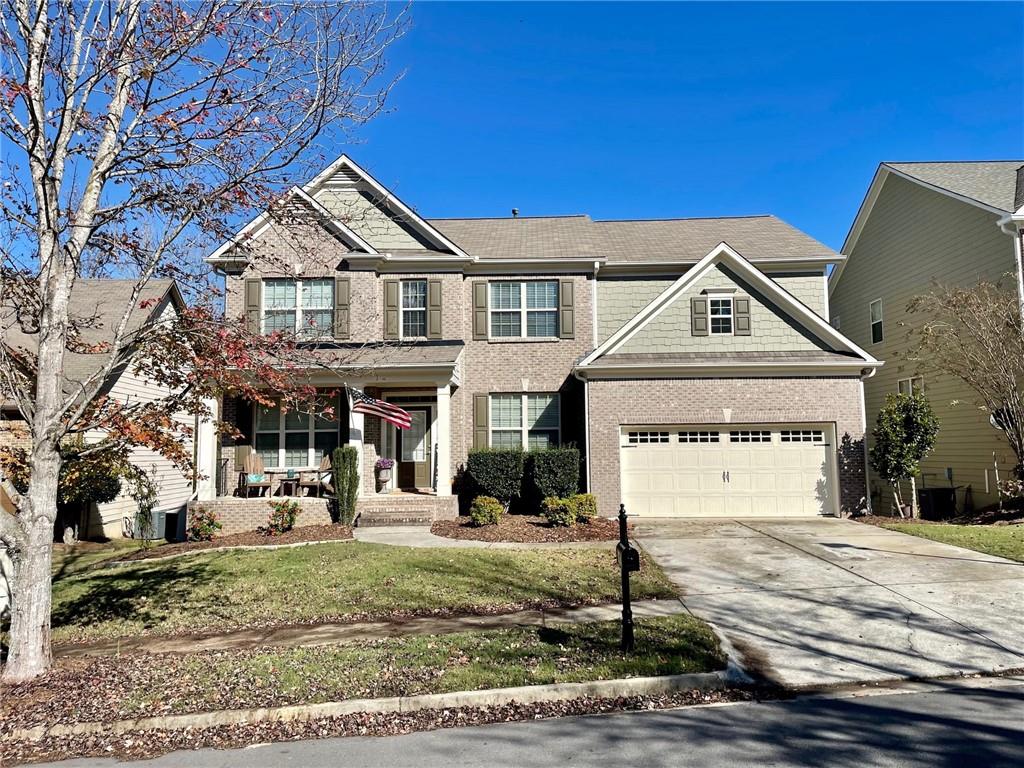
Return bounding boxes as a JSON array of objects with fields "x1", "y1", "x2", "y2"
[
  {"x1": 488, "y1": 393, "x2": 561, "y2": 449},
  {"x1": 254, "y1": 400, "x2": 338, "y2": 470},
  {"x1": 869, "y1": 298, "x2": 883, "y2": 344},
  {"x1": 261, "y1": 278, "x2": 334, "y2": 339},
  {"x1": 897, "y1": 376, "x2": 925, "y2": 396},
  {"x1": 399, "y1": 279, "x2": 428, "y2": 341},
  {"x1": 488, "y1": 281, "x2": 559, "y2": 340},
  {"x1": 708, "y1": 293, "x2": 734, "y2": 336}
]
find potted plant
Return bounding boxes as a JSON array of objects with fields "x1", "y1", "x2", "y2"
[{"x1": 375, "y1": 457, "x2": 395, "y2": 490}]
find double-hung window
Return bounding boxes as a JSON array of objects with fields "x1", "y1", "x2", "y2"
[
  {"x1": 401, "y1": 280, "x2": 427, "y2": 339},
  {"x1": 869, "y1": 299, "x2": 883, "y2": 344},
  {"x1": 709, "y1": 296, "x2": 733, "y2": 335},
  {"x1": 262, "y1": 278, "x2": 334, "y2": 339},
  {"x1": 897, "y1": 377, "x2": 925, "y2": 396},
  {"x1": 489, "y1": 393, "x2": 560, "y2": 449},
  {"x1": 254, "y1": 398, "x2": 339, "y2": 469},
  {"x1": 489, "y1": 281, "x2": 558, "y2": 338}
]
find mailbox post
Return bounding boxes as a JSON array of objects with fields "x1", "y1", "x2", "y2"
[{"x1": 616, "y1": 503, "x2": 640, "y2": 652}]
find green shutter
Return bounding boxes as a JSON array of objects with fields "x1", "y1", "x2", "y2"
[
  {"x1": 244, "y1": 278, "x2": 262, "y2": 334},
  {"x1": 734, "y1": 297, "x2": 751, "y2": 336},
  {"x1": 472, "y1": 281, "x2": 488, "y2": 340},
  {"x1": 473, "y1": 393, "x2": 489, "y2": 449},
  {"x1": 691, "y1": 297, "x2": 708, "y2": 336},
  {"x1": 334, "y1": 277, "x2": 350, "y2": 340},
  {"x1": 558, "y1": 278, "x2": 575, "y2": 339},
  {"x1": 427, "y1": 278, "x2": 443, "y2": 339},
  {"x1": 383, "y1": 279, "x2": 399, "y2": 339}
]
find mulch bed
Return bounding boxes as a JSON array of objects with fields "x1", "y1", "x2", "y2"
[
  {"x1": 109, "y1": 524, "x2": 353, "y2": 563},
  {"x1": 431, "y1": 515, "x2": 622, "y2": 543}
]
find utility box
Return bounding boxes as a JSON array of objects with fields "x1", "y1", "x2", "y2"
[
  {"x1": 129, "y1": 509, "x2": 167, "y2": 540},
  {"x1": 917, "y1": 488, "x2": 957, "y2": 520}
]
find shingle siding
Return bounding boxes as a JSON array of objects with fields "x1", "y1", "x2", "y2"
[{"x1": 830, "y1": 172, "x2": 1018, "y2": 512}]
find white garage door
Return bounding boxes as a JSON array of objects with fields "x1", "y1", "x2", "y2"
[{"x1": 620, "y1": 425, "x2": 837, "y2": 517}]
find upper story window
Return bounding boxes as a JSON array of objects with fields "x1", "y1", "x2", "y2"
[
  {"x1": 709, "y1": 296, "x2": 733, "y2": 335},
  {"x1": 489, "y1": 393, "x2": 560, "y2": 450},
  {"x1": 263, "y1": 278, "x2": 334, "y2": 339},
  {"x1": 489, "y1": 281, "x2": 558, "y2": 338},
  {"x1": 401, "y1": 280, "x2": 427, "y2": 339},
  {"x1": 897, "y1": 376, "x2": 925, "y2": 396},
  {"x1": 869, "y1": 299, "x2": 883, "y2": 344},
  {"x1": 254, "y1": 398, "x2": 339, "y2": 469}
]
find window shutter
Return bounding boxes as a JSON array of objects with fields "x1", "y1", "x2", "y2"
[
  {"x1": 427, "y1": 279, "x2": 443, "y2": 339},
  {"x1": 473, "y1": 393, "x2": 490, "y2": 450},
  {"x1": 734, "y1": 297, "x2": 751, "y2": 336},
  {"x1": 691, "y1": 297, "x2": 709, "y2": 336},
  {"x1": 558, "y1": 278, "x2": 575, "y2": 339},
  {"x1": 472, "y1": 281, "x2": 488, "y2": 340},
  {"x1": 334, "y1": 277, "x2": 350, "y2": 340},
  {"x1": 244, "y1": 278, "x2": 262, "y2": 334},
  {"x1": 383, "y1": 279, "x2": 399, "y2": 340}
]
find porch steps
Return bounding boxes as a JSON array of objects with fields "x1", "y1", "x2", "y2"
[{"x1": 355, "y1": 494, "x2": 458, "y2": 528}]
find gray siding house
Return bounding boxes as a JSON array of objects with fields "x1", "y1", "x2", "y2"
[{"x1": 830, "y1": 161, "x2": 1024, "y2": 513}]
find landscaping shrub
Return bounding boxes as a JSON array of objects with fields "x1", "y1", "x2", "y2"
[
  {"x1": 542, "y1": 496, "x2": 576, "y2": 527},
  {"x1": 265, "y1": 499, "x2": 301, "y2": 536},
  {"x1": 187, "y1": 506, "x2": 222, "y2": 541},
  {"x1": 570, "y1": 493, "x2": 598, "y2": 522},
  {"x1": 525, "y1": 447, "x2": 580, "y2": 500},
  {"x1": 467, "y1": 449, "x2": 524, "y2": 510},
  {"x1": 333, "y1": 446, "x2": 359, "y2": 525},
  {"x1": 470, "y1": 495, "x2": 504, "y2": 526}
]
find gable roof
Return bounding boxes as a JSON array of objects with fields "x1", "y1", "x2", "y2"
[
  {"x1": 427, "y1": 215, "x2": 604, "y2": 261},
  {"x1": 576, "y1": 242, "x2": 878, "y2": 376}
]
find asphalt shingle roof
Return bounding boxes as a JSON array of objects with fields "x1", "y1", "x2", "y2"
[{"x1": 885, "y1": 161, "x2": 1024, "y2": 213}]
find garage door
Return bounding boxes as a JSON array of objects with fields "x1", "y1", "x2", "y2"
[{"x1": 620, "y1": 425, "x2": 836, "y2": 517}]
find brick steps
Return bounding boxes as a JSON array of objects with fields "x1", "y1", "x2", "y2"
[{"x1": 355, "y1": 494, "x2": 458, "y2": 528}]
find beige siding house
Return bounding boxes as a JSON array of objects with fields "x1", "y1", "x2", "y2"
[{"x1": 830, "y1": 161, "x2": 1024, "y2": 513}]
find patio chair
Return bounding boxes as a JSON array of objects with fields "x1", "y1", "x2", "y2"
[
  {"x1": 300, "y1": 454, "x2": 333, "y2": 497},
  {"x1": 238, "y1": 452, "x2": 272, "y2": 498}
]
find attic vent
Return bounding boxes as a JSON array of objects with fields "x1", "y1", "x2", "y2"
[{"x1": 325, "y1": 166, "x2": 362, "y2": 187}]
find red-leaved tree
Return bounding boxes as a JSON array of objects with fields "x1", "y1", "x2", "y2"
[{"x1": 0, "y1": 0, "x2": 405, "y2": 682}]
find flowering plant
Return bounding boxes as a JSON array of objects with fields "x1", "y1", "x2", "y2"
[{"x1": 375, "y1": 458, "x2": 395, "y2": 471}]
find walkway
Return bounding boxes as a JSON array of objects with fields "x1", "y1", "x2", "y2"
[{"x1": 354, "y1": 525, "x2": 616, "y2": 550}]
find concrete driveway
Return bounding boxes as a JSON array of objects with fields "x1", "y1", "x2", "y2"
[{"x1": 634, "y1": 518, "x2": 1024, "y2": 688}]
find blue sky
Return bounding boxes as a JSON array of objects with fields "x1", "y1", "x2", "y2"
[{"x1": 344, "y1": 1, "x2": 1023, "y2": 251}]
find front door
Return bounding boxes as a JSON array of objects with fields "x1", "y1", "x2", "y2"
[{"x1": 397, "y1": 408, "x2": 431, "y2": 490}]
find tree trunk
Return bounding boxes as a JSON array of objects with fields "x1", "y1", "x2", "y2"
[
  {"x1": 909, "y1": 475, "x2": 918, "y2": 519},
  {"x1": 2, "y1": 443, "x2": 60, "y2": 682}
]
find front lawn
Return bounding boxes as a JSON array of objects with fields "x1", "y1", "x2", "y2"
[
  {"x1": 50, "y1": 542, "x2": 678, "y2": 644},
  {"x1": 6, "y1": 615, "x2": 723, "y2": 728},
  {"x1": 878, "y1": 522, "x2": 1024, "y2": 562}
]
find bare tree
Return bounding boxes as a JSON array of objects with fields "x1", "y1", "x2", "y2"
[
  {"x1": 906, "y1": 277, "x2": 1024, "y2": 483},
  {"x1": 0, "y1": 0, "x2": 405, "y2": 682}
]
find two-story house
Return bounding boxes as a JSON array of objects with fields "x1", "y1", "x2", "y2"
[
  {"x1": 196, "y1": 155, "x2": 879, "y2": 530},
  {"x1": 830, "y1": 161, "x2": 1024, "y2": 513}
]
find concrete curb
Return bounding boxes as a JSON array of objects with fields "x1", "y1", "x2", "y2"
[
  {"x1": 7, "y1": 671, "x2": 729, "y2": 742},
  {"x1": 96, "y1": 537, "x2": 356, "y2": 569}
]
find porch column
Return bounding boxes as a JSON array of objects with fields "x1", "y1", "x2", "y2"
[
  {"x1": 195, "y1": 396, "x2": 219, "y2": 501},
  {"x1": 435, "y1": 383, "x2": 452, "y2": 496},
  {"x1": 348, "y1": 383, "x2": 365, "y2": 498}
]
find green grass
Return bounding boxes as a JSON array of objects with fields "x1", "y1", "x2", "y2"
[
  {"x1": 881, "y1": 523, "x2": 1024, "y2": 562},
  {"x1": 51, "y1": 539, "x2": 147, "y2": 578},
  {"x1": 50, "y1": 542, "x2": 678, "y2": 644},
  {"x1": 32, "y1": 616, "x2": 722, "y2": 723}
]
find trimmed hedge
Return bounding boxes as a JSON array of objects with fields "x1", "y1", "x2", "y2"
[
  {"x1": 526, "y1": 448, "x2": 580, "y2": 500},
  {"x1": 333, "y1": 446, "x2": 359, "y2": 525},
  {"x1": 466, "y1": 449, "x2": 525, "y2": 508},
  {"x1": 470, "y1": 495, "x2": 504, "y2": 526}
]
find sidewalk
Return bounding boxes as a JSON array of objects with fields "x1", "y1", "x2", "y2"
[
  {"x1": 54, "y1": 598, "x2": 686, "y2": 658},
  {"x1": 353, "y1": 525, "x2": 617, "y2": 549}
]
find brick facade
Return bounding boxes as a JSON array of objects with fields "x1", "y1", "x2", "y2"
[
  {"x1": 188, "y1": 497, "x2": 332, "y2": 536},
  {"x1": 586, "y1": 376, "x2": 867, "y2": 517}
]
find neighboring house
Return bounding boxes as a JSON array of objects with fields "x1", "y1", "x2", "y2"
[
  {"x1": 198, "y1": 155, "x2": 879, "y2": 526},
  {"x1": 830, "y1": 161, "x2": 1024, "y2": 513},
  {"x1": 1, "y1": 279, "x2": 198, "y2": 539}
]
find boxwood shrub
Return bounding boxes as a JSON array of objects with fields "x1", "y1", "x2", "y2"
[
  {"x1": 470, "y1": 495, "x2": 504, "y2": 526},
  {"x1": 541, "y1": 496, "x2": 576, "y2": 527},
  {"x1": 570, "y1": 493, "x2": 598, "y2": 522},
  {"x1": 525, "y1": 447, "x2": 580, "y2": 501},
  {"x1": 466, "y1": 449, "x2": 525, "y2": 509}
]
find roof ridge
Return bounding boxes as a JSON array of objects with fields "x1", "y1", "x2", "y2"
[
  {"x1": 594, "y1": 214, "x2": 774, "y2": 223},
  {"x1": 884, "y1": 160, "x2": 1024, "y2": 165},
  {"x1": 428, "y1": 214, "x2": 590, "y2": 221}
]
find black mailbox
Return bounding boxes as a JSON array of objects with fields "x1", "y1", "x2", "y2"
[{"x1": 616, "y1": 540, "x2": 641, "y2": 572}]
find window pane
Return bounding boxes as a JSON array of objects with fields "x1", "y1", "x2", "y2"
[
  {"x1": 871, "y1": 322, "x2": 883, "y2": 344},
  {"x1": 528, "y1": 430, "x2": 558, "y2": 451},
  {"x1": 898, "y1": 380, "x2": 910, "y2": 396},
  {"x1": 526, "y1": 281, "x2": 557, "y2": 309},
  {"x1": 255, "y1": 401, "x2": 280, "y2": 431},
  {"x1": 711, "y1": 316, "x2": 733, "y2": 334},
  {"x1": 490, "y1": 282, "x2": 521, "y2": 310},
  {"x1": 302, "y1": 279, "x2": 334, "y2": 309},
  {"x1": 710, "y1": 298, "x2": 732, "y2": 316},
  {"x1": 285, "y1": 432, "x2": 308, "y2": 467},
  {"x1": 526, "y1": 310, "x2": 557, "y2": 337},
  {"x1": 264, "y1": 310, "x2": 296, "y2": 334},
  {"x1": 284, "y1": 408, "x2": 310, "y2": 431},
  {"x1": 264, "y1": 280, "x2": 297, "y2": 309},
  {"x1": 402, "y1": 280, "x2": 427, "y2": 309},
  {"x1": 255, "y1": 433, "x2": 279, "y2": 468},
  {"x1": 490, "y1": 395, "x2": 522, "y2": 429},
  {"x1": 402, "y1": 308, "x2": 426, "y2": 338},
  {"x1": 300, "y1": 309, "x2": 333, "y2": 338},
  {"x1": 527, "y1": 394, "x2": 559, "y2": 430},
  {"x1": 491, "y1": 430, "x2": 522, "y2": 449},
  {"x1": 314, "y1": 409, "x2": 337, "y2": 431},
  {"x1": 314, "y1": 431, "x2": 339, "y2": 460},
  {"x1": 870, "y1": 301, "x2": 882, "y2": 323},
  {"x1": 490, "y1": 311, "x2": 521, "y2": 337}
]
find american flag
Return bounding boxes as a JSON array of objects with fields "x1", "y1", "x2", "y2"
[{"x1": 348, "y1": 387, "x2": 413, "y2": 430}]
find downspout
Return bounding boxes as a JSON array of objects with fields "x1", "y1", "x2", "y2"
[{"x1": 997, "y1": 211, "x2": 1024, "y2": 320}]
